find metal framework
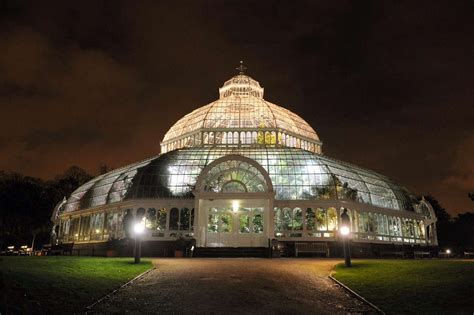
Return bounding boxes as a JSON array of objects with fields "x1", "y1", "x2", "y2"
[
  {"x1": 55, "y1": 70, "x2": 438, "y2": 249},
  {"x1": 161, "y1": 75, "x2": 322, "y2": 154}
]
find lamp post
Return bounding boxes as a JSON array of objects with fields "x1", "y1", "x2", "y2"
[
  {"x1": 133, "y1": 221, "x2": 145, "y2": 264},
  {"x1": 340, "y1": 208, "x2": 352, "y2": 267}
]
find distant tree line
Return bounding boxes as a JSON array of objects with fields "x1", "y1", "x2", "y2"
[
  {"x1": 0, "y1": 166, "x2": 92, "y2": 250},
  {"x1": 423, "y1": 196, "x2": 474, "y2": 253}
]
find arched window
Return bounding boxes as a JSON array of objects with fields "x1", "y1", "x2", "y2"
[
  {"x1": 306, "y1": 208, "x2": 316, "y2": 230},
  {"x1": 418, "y1": 221, "x2": 425, "y2": 238},
  {"x1": 367, "y1": 212, "x2": 375, "y2": 233},
  {"x1": 340, "y1": 207, "x2": 352, "y2": 230},
  {"x1": 373, "y1": 213, "x2": 380, "y2": 234},
  {"x1": 252, "y1": 131, "x2": 257, "y2": 144},
  {"x1": 282, "y1": 207, "x2": 292, "y2": 230},
  {"x1": 264, "y1": 131, "x2": 271, "y2": 144},
  {"x1": 274, "y1": 207, "x2": 282, "y2": 233},
  {"x1": 270, "y1": 131, "x2": 276, "y2": 145},
  {"x1": 316, "y1": 208, "x2": 327, "y2": 231},
  {"x1": 169, "y1": 208, "x2": 179, "y2": 230},
  {"x1": 293, "y1": 207, "x2": 303, "y2": 231},
  {"x1": 136, "y1": 208, "x2": 146, "y2": 220},
  {"x1": 180, "y1": 208, "x2": 190, "y2": 230},
  {"x1": 327, "y1": 207, "x2": 338, "y2": 231},
  {"x1": 157, "y1": 208, "x2": 167, "y2": 231},
  {"x1": 233, "y1": 131, "x2": 239, "y2": 144},
  {"x1": 145, "y1": 208, "x2": 157, "y2": 230},
  {"x1": 201, "y1": 159, "x2": 269, "y2": 193},
  {"x1": 222, "y1": 132, "x2": 228, "y2": 144}
]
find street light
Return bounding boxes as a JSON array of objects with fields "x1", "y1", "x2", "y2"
[
  {"x1": 133, "y1": 221, "x2": 145, "y2": 264},
  {"x1": 340, "y1": 208, "x2": 352, "y2": 267},
  {"x1": 340, "y1": 226, "x2": 350, "y2": 236}
]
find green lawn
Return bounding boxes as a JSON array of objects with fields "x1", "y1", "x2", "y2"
[
  {"x1": 0, "y1": 256, "x2": 152, "y2": 313},
  {"x1": 333, "y1": 259, "x2": 474, "y2": 314}
]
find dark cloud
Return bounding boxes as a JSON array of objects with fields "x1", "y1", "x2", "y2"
[
  {"x1": 0, "y1": 0, "x2": 473, "y2": 214},
  {"x1": 22, "y1": 127, "x2": 102, "y2": 151}
]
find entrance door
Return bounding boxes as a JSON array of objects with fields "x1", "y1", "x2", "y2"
[{"x1": 205, "y1": 206, "x2": 267, "y2": 247}]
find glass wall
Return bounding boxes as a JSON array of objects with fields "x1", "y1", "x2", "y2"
[
  {"x1": 352, "y1": 211, "x2": 426, "y2": 244},
  {"x1": 273, "y1": 206, "x2": 427, "y2": 244},
  {"x1": 274, "y1": 206, "x2": 337, "y2": 238}
]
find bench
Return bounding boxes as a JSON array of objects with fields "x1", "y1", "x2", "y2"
[
  {"x1": 295, "y1": 242, "x2": 329, "y2": 257},
  {"x1": 381, "y1": 251, "x2": 404, "y2": 258},
  {"x1": 414, "y1": 251, "x2": 431, "y2": 259},
  {"x1": 464, "y1": 251, "x2": 474, "y2": 258}
]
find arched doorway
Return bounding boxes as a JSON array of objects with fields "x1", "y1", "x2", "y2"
[{"x1": 193, "y1": 155, "x2": 274, "y2": 247}]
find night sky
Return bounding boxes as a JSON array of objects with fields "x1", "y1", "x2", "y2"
[{"x1": 0, "y1": 1, "x2": 473, "y2": 214}]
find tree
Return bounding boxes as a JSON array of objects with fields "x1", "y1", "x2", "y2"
[
  {"x1": 423, "y1": 196, "x2": 453, "y2": 248},
  {"x1": 451, "y1": 212, "x2": 474, "y2": 251},
  {"x1": 0, "y1": 167, "x2": 92, "y2": 250},
  {"x1": 423, "y1": 195, "x2": 474, "y2": 252}
]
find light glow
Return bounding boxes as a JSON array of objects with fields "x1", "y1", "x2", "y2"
[
  {"x1": 446, "y1": 249, "x2": 451, "y2": 254},
  {"x1": 232, "y1": 201, "x2": 239, "y2": 212},
  {"x1": 134, "y1": 222, "x2": 145, "y2": 234},
  {"x1": 340, "y1": 226, "x2": 350, "y2": 236}
]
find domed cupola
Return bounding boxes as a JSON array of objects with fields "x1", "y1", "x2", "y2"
[{"x1": 161, "y1": 62, "x2": 322, "y2": 154}]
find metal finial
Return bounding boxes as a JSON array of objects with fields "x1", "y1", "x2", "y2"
[{"x1": 236, "y1": 60, "x2": 247, "y2": 74}]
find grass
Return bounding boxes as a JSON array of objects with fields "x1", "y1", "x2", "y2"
[
  {"x1": 333, "y1": 259, "x2": 474, "y2": 314},
  {"x1": 0, "y1": 256, "x2": 152, "y2": 313}
]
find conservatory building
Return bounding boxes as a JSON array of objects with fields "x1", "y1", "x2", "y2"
[{"x1": 52, "y1": 69, "x2": 438, "y2": 256}]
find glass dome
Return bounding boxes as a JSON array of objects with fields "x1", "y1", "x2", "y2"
[
  {"x1": 63, "y1": 147, "x2": 417, "y2": 213},
  {"x1": 161, "y1": 74, "x2": 322, "y2": 154}
]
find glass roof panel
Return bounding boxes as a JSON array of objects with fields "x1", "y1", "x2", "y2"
[
  {"x1": 64, "y1": 147, "x2": 415, "y2": 213},
  {"x1": 162, "y1": 75, "x2": 319, "y2": 146}
]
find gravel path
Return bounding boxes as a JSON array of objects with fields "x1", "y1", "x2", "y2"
[{"x1": 90, "y1": 258, "x2": 375, "y2": 314}]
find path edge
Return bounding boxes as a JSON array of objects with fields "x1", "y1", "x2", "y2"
[
  {"x1": 328, "y1": 274, "x2": 385, "y2": 315},
  {"x1": 84, "y1": 266, "x2": 156, "y2": 313}
]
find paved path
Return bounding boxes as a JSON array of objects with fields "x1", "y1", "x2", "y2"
[{"x1": 91, "y1": 258, "x2": 375, "y2": 314}]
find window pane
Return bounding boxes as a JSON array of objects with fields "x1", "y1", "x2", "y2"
[
  {"x1": 240, "y1": 214, "x2": 250, "y2": 233},
  {"x1": 252, "y1": 213, "x2": 263, "y2": 233},
  {"x1": 306, "y1": 208, "x2": 315, "y2": 230},
  {"x1": 170, "y1": 208, "x2": 179, "y2": 230}
]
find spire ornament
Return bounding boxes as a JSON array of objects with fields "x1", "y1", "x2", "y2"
[{"x1": 236, "y1": 60, "x2": 247, "y2": 75}]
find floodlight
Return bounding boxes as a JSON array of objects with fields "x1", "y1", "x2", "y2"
[
  {"x1": 134, "y1": 222, "x2": 145, "y2": 234},
  {"x1": 340, "y1": 226, "x2": 350, "y2": 236}
]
